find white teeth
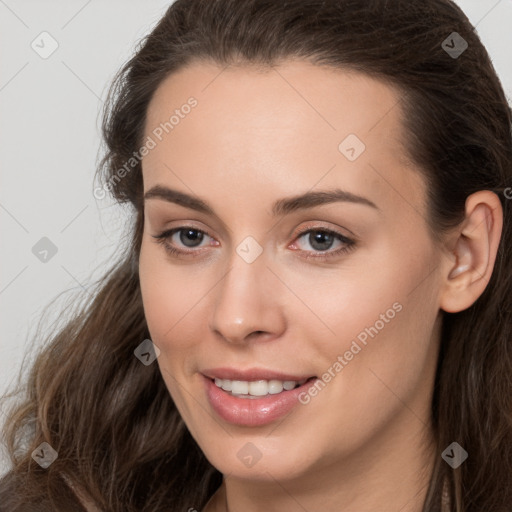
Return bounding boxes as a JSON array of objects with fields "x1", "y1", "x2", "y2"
[
  {"x1": 248, "y1": 380, "x2": 268, "y2": 396},
  {"x1": 268, "y1": 380, "x2": 284, "y2": 394},
  {"x1": 231, "y1": 380, "x2": 249, "y2": 394},
  {"x1": 214, "y1": 378, "x2": 233, "y2": 391},
  {"x1": 283, "y1": 381, "x2": 297, "y2": 391},
  {"x1": 213, "y1": 377, "x2": 308, "y2": 397}
]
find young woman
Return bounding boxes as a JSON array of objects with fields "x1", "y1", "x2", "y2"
[{"x1": 1, "y1": 0, "x2": 511, "y2": 511}]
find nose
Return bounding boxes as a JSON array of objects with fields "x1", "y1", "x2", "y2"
[{"x1": 209, "y1": 246, "x2": 286, "y2": 345}]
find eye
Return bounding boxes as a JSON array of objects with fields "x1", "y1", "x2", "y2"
[
  {"x1": 152, "y1": 224, "x2": 356, "y2": 260},
  {"x1": 152, "y1": 226, "x2": 215, "y2": 258},
  {"x1": 291, "y1": 226, "x2": 356, "y2": 260}
]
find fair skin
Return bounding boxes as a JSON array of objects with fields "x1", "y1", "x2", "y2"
[{"x1": 137, "y1": 60, "x2": 502, "y2": 512}]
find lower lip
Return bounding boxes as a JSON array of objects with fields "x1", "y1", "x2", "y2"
[{"x1": 203, "y1": 375, "x2": 317, "y2": 427}]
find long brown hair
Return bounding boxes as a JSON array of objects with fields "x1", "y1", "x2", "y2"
[{"x1": 1, "y1": 1, "x2": 511, "y2": 510}]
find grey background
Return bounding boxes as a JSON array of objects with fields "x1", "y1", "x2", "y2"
[{"x1": 1, "y1": 0, "x2": 511, "y2": 476}]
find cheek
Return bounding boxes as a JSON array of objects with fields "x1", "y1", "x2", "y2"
[
  {"x1": 319, "y1": 254, "x2": 440, "y2": 420},
  {"x1": 289, "y1": 246, "x2": 432, "y2": 357},
  {"x1": 300, "y1": 235, "x2": 441, "y2": 389},
  {"x1": 138, "y1": 238, "x2": 211, "y2": 367},
  {"x1": 139, "y1": 245, "x2": 173, "y2": 342},
  {"x1": 138, "y1": 242, "x2": 207, "y2": 418},
  {"x1": 288, "y1": 256, "x2": 441, "y2": 459},
  {"x1": 139, "y1": 242, "x2": 182, "y2": 354}
]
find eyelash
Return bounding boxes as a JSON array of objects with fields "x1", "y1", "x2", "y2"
[{"x1": 152, "y1": 225, "x2": 356, "y2": 261}]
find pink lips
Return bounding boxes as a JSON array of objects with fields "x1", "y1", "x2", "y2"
[{"x1": 201, "y1": 368, "x2": 317, "y2": 427}]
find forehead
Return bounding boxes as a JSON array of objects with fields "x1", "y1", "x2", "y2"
[{"x1": 142, "y1": 59, "x2": 426, "y2": 220}]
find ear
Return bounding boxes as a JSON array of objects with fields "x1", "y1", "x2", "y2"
[{"x1": 439, "y1": 190, "x2": 503, "y2": 313}]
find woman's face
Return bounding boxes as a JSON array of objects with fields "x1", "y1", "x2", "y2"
[{"x1": 138, "y1": 60, "x2": 445, "y2": 482}]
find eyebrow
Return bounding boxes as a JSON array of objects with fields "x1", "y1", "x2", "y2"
[{"x1": 144, "y1": 185, "x2": 380, "y2": 216}]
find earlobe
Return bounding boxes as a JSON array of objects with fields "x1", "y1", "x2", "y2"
[{"x1": 440, "y1": 191, "x2": 503, "y2": 314}]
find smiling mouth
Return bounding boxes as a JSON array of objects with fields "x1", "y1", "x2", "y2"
[{"x1": 209, "y1": 376, "x2": 317, "y2": 399}]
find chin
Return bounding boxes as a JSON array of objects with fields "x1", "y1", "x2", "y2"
[{"x1": 197, "y1": 432, "x2": 317, "y2": 482}]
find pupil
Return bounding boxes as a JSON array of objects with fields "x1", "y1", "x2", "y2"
[
  {"x1": 310, "y1": 231, "x2": 333, "y2": 251},
  {"x1": 180, "y1": 229, "x2": 204, "y2": 247}
]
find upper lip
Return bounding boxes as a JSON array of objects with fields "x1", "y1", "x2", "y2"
[{"x1": 201, "y1": 367, "x2": 316, "y2": 382}]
